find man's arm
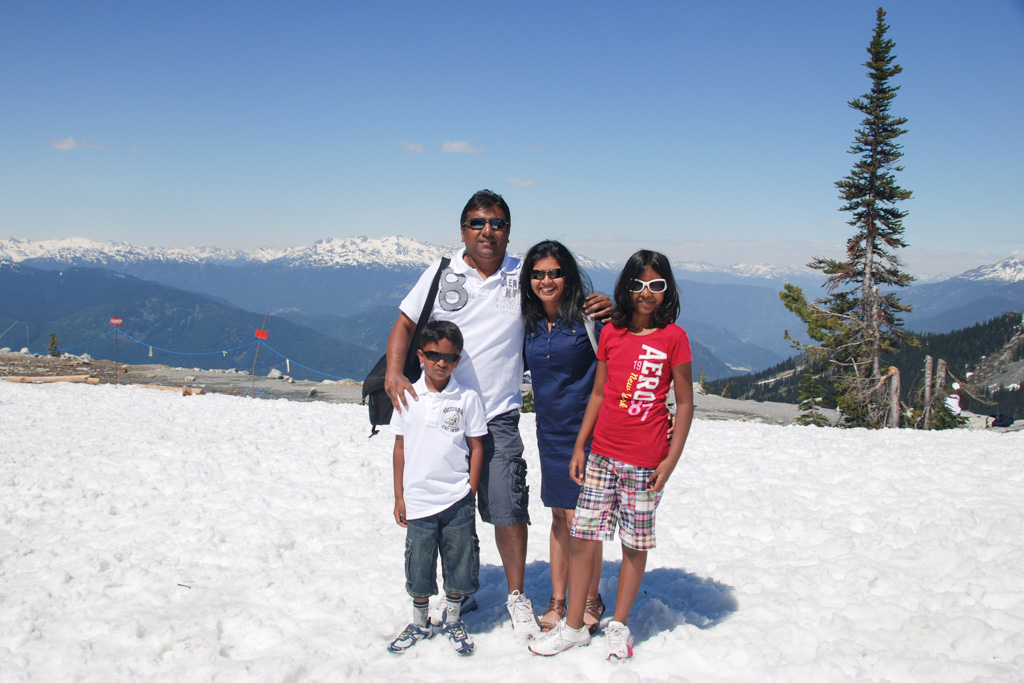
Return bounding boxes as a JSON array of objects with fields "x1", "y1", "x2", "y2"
[
  {"x1": 584, "y1": 292, "x2": 614, "y2": 322},
  {"x1": 384, "y1": 312, "x2": 418, "y2": 412}
]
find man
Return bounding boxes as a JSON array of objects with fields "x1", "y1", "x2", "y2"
[{"x1": 385, "y1": 189, "x2": 609, "y2": 635}]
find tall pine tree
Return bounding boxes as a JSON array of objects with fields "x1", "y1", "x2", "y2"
[{"x1": 781, "y1": 7, "x2": 914, "y2": 428}]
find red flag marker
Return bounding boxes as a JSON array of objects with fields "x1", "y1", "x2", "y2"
[
  {"x1": 110, "y1": 318, "x2": 123, "y2": 326},
  {"x1": 255, "y1": 329, "x2": 268, "y2": 340}
]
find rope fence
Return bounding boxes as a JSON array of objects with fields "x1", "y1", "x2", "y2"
[{"x1": 4, "y1": 326, "x2": 352, "y2": 382}]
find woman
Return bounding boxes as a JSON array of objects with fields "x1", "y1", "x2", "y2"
[{"x1": 520, "y1": 240, "x2": 605, "y2": 633}]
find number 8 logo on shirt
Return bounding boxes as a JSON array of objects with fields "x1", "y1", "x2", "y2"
[{"x1": 438, "y1": 268, "x2": 469, "y2": 312}]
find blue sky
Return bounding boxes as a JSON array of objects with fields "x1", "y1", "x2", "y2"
[{"x1": 2, "y1": 0, "x2": 1022, "y2": 277}]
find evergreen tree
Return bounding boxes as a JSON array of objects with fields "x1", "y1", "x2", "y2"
[
  {"x1": 781, "y1": 7, "x2": 914, "y2": 428},
  {"x1": 795, "y1": 367, "x2": 831, "y2": 427},
  {"x1": 48, "y1": 332, "x2": 60, "y2": 357}
]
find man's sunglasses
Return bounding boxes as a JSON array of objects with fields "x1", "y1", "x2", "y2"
[
  {"x1": 422, "y1": 351, "x2": 460, "y2": 363},
  {"x1": 628, "y1": 278, "x2": 668, "y2": 293},
  {"x1": 463, "y1": 218, "x2": 510, "y2": 231},
  {"x1": 530, "y1": 268, "x2": 564, "y2": 280}
]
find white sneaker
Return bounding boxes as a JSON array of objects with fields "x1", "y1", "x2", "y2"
[
  {"x1": 440, "y1": 610, "x2": 475, "y2": 657},
  {"x1": 428, "y1": 594, "x2": 478, "y2": 627},
  {"x1": 387, "y1": 622, "x2": 434, "y2": 653},
  {"x1": 528, "y1": 619, "x2": 591, "y2": 656},
  {"x1": 605, "y1": 620, "x2": 633, "y2": 660},
  {"x1": 506, "y1": 590, "x2": 541, "y2": 636}
]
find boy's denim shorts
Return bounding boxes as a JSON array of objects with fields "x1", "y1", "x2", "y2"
[
  {"x1": 477, "y1": 410, "x2": 530, "y2": 527},
  {"x1": 405, "y1": 492, "x2": 480, "y2": 599}
]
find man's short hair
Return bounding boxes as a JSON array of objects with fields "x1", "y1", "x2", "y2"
[
  {"x1": 460, "y1": 189, "x2": 511, "y2": 227},
  {"x1": 419, "y1": 319, "x2": 464, "y2": 352}
]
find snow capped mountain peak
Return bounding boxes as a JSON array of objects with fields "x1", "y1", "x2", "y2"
[
  {"x1": 956, "y1": 257, "x2": 1024, "y2": 283},
  {"x1": 275, "y1": 235, "x2": 451, "y2": 268},
  {"x1": 0, "y1": 236, "x2": 451, "y2": 269}
]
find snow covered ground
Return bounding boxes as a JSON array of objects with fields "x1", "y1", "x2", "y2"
[{"x1": 1, "y1": 381, "x2": 1021, "y2": 682}]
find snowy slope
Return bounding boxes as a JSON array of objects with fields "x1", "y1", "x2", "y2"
[
  {"x1": 955, "y1": 257, "x2": 1024, "y2": 283},
  {"x1": 1, "y1": 381, "x2": 1021, "y2": 681}
]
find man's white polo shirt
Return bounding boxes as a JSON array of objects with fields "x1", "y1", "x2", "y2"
[{"x1": 399, "y1": 248, "x2": 524, "y2": 421}]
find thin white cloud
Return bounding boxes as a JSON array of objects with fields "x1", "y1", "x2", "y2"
[
  {"x1": 52, "y1": 136, "x2": 108, "y2": 151},
  {"x1": 441, "y1": 140, "x2": 484, "y2": 154},
  {"x1": 508, "y1": 177, "x2": 539, "y2": 187},
  {"x1": 527, "y1": 145, "x2": 544, "y2": 153},
  {"x1": 399, "y1": 141, "x2": 430, "y2": 154}
]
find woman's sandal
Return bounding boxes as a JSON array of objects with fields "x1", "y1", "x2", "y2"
[
  {"x1": 584, "y1": 594, "x2": 605, "y2": 634},
  {"x1": 539, "y1": 597, "x2": 567, "y2": 632}
]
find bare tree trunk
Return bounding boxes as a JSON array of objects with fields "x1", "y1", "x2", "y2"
[
  {"x1": 935, "y1": 359, "x2": 948, "y2": 398},
  {"x1": 923, "y1": 355, "x2": 933, "y2": 429},
  {"x1": 887, "y1": 366, "x2": 901, "y2": 427}
]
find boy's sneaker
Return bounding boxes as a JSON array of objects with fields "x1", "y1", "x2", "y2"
[
  {"x1": 528, "y1": 619, "x2": 591, "y2": 656},
  {"x1": 428, "y1": 594, "x2": 478, "y2": 627},
  {"x1": 387, "y1": 623, "x2": 434, "y2": 653},
  {"x1": 440, "y1": 615, "x2": 475, "y2": 656},
  {"x1": 506, "y1": 590, "x2": 541, "y2": 636},
  {"x1": 605, "y1": 620, "x2": 633, "y2": 660}
]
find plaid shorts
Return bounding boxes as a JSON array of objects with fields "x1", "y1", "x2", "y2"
[{"x1": 570, "y1": 452, "x2": 663, "y2": 551}]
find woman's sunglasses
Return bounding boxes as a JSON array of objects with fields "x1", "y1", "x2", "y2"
[
  {"x1": 530, "y1": 268, "x2": 564, "y2": 280},
  {"x1": 628, "y1": 278, "x2": 668, "y2": 293},
  {"x1": 422, "y1": 351, "x2": 460, "y2": 363}
]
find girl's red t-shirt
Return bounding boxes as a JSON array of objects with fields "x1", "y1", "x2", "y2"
[{"x1": 590, "y1": 323, "x2": 691, "y2": 468}]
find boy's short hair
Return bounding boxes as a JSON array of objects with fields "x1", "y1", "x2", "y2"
[{"x1": 419, "y1": 320, "x2": 464, "y2": 352}]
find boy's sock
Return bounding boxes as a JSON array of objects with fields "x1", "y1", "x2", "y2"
[
  {"x1": 413, "y1": 600, "x2": 429, "y2": 627},
  {"x1": 445, "y1": 596, "x2": 462, "y2": 623}
]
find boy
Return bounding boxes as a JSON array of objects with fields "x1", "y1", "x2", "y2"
[{"x1": 387, "y1": 320, "x2": 487, "y2": 656}]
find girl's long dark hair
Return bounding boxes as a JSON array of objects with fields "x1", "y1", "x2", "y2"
[
  {"x1": 611, "y1": 249, "x2": 680, "y2": 329},
  {"x1": 519, "y1": 240, "x2": 593, "y2": 325}
]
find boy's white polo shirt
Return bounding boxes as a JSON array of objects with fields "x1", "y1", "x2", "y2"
[
  {"x1": 399, "y1": 248, "x2": 524, "y2": 421},
  {"x1": 389, "y1": 375, "x2": 488, "y2": 520}
]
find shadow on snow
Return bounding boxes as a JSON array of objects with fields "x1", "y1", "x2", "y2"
[{"x1": 464, "y1": 560, "x2": 737, "y2": 643}]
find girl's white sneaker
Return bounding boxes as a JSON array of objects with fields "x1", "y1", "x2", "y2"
[
  {"x1": 605, "y1": 620, "x2": 634, "y2": 660},
  {"x1": 528, "y1": 619, "x2": 591, "y2": 656}
]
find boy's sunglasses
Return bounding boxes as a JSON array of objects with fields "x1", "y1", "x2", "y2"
[
  {"x1": 628, "y1": 278, "x2": 668, "y2": 293},
  {"x1": 530, "y1": 268, "x2": 564, "y2": 280},
  {"x1": 463, "y1": 218, "x2": 510, "y2": 231},
  {"x1": 422, "y1": 351, "x2": 460, "y2": 363}
]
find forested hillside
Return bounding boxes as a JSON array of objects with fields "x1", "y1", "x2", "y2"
[{"x1": 706, "y1": 312, "x2": 1024, "y2": 418}]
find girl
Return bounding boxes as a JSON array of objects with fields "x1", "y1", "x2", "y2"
[
  {"x1": 519, "y1": 240, "x2": 605, "y2": 633},
  {"x1": 529, "y1": 249, "x2": 694, "y2": 660}
]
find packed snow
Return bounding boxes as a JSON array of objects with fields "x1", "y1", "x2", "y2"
[{"x1": 1, "y1": 381, "x2": 1021, "y2": 682}]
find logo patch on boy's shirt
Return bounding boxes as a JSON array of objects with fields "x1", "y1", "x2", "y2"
[{"x1": 441, "y1": 406, "x2": 463, "y2": 432}]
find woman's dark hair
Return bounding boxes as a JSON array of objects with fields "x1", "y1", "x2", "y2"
[
  {"x1": 460, "y1": 189, "x2": 511, "y2": 227},
  {"x1": 419, "y1": 319, "x2": 464, "y2": 352},
  {"x1": 610, "y1": 249, "x2": 680, "y2": 329},
  {"x1": 519, "y1": 240, "x2": 593, "y2": 325}
]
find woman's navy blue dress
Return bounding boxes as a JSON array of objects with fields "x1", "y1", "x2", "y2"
[{"x1": 525, "y1": 318, "x2": 600, "y2": 509}]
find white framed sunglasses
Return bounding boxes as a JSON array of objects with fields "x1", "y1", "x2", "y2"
[{"x1": 628, "y1": 278, "x2": 668, "y2": 293}]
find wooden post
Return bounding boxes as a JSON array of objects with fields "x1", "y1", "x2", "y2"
[
  {"x1": 923, "y1": 355, "x2": 933, "y2": 429},
  {"x1": 887, "y1": 367, "x2": 901, "y2": 428}
]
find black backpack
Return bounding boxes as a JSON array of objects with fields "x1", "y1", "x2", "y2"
[{"x1": 361, "y1": 258, "x2": 449, "y2": 436}]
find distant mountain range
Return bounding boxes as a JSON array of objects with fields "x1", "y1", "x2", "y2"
[
  {"x1": 0, "y1": 262, "x2": 377, "y2": 380},
  {"x1": 2, "y1": 236, "x2": 1022, "y2": 380}
]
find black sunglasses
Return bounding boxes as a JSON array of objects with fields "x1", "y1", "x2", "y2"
[
  {"x1": 422, "y1": 350, "x2": 460, "y2": 363},
  {"x1": 530, "y1": 268, "x2": 564, "y2": 280},
  {"x1": 463, "y1": 218, "x2": 510, "y2": 231}
]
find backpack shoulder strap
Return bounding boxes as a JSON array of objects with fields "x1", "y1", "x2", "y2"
[{"x1": 403, "y1": 257, "x2": 451, "y2": 377}]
